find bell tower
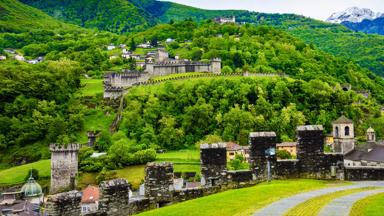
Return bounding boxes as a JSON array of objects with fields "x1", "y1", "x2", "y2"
[{"x1": 332, "y1": 116, "x2": 355, "y2": 154}]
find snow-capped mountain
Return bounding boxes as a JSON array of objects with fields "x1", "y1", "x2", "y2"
[{"x1": 326, "y1": 7, "x2": 383, "y2": 23}]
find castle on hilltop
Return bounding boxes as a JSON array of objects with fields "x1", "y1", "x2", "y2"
[{"x1": 103, "y1": 48, "x2": 222, "y2": 99}]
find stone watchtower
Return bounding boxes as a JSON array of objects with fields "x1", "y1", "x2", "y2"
[
  {"x1": 200, "y1": 143, "x2": 227, "y2": 186},
  {"x1": 332, "y1": 116, "x2": 355, "y2": 154},
  {"x1": 210, "y1": 58, "x2": 222, "y2": 74},
  {"x1": 367, "y1": 127, "x2": 376, "y2": 142},
  {"x1": 50, "y1": 144, "x2": 80, "y2": 194}
]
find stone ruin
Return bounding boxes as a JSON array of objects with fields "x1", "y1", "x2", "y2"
[{"x1": 50, "y1": 144, "x2": 80, "y2": 194}]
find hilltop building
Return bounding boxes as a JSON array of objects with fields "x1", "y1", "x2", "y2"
[{"x1": 214, "y1": 16, "x2": 236, "y2": 24}]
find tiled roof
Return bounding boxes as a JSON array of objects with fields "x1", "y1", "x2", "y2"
[
  {"x1": 333, "y1": 116, "x2": 353, "y2": 124},
  {"x1": 81, "y1": 186, "x2": 100, "y2": 204},
  {"x1": 345, "y1": 144, "x2": 384, "y2": 163}
]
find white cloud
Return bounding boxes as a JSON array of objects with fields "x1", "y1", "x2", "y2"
[{"x1": 164, "y1": 0, "x2": 384, "y2": 20}]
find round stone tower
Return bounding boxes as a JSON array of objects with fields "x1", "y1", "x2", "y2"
[{"x1": 50, "y1": 143, "x2": 80, "y2": 194}]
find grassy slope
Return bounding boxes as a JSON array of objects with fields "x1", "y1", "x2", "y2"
[
  {"x1": 350, "y1": 192, "x2": 384, "y2": 216},
  {"x1": 0, "y1": 160, "x2": 50, "y2": 186},
  {"x1": 138, "y1": 180, "x2": 346, "y2": 216},
  {"x1": 0, "y1": 0, "x2": 78, "y2": 33},
  {"x1": 79, "y1": 79, "x2": 104, "y2": 97}
]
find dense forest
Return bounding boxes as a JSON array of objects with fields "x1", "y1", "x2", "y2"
[{"x1": 121, "y1": 77, "x2": 379, "y2": 149}]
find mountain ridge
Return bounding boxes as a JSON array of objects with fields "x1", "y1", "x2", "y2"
[{"x1": 326, "y1": 7, "x2": 383, "y2": 24}]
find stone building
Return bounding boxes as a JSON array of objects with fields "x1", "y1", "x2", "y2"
[
  {"x1": 81, "y1": 185, "x2": 99, "y2": 215},
  {"x1": 0, "y1": 172, "x2": 43, "y2": 215},
  {"x1": 332, "y1": 116, "x2": 355, "y2": 154},
  {"x1": 50, "y1": 143, "x2": 80, "y2": 194},
  {"x1": 367, "y1": 127, "x2": 376, "y2": 142},
  {"x1": 226, "y1": 142, "x2": 249, "y2": 161},
  {"x1": 145, "y1": 58, "x2": 222, "y2": 76},
  {"x1": 276, "y1": 142, "x2": 297, "y2": 156}
]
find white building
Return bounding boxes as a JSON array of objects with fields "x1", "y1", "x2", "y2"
[
  {"x1": 0, "y1": 56, "x2": 6, "y2": 61},
  {"x1": 15, "y1": 55, "x2": 25, "y2": 61}
]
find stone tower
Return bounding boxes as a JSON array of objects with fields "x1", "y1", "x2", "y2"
[
  {"x1": 50, "y1": 143, "x2": 80, "y2": 194},
  {"x1": 332, "y1": 116, "x2": 355, "y2": 154},
  {"x1": 156, "y1": 48, "x2": 169, "y2": 62},
  {"x1": 210, "y1": 58, "x2": 222, "y2": 74},
  {"x1": 367, "y1": 127, "x2": 376, "y2": 142}
]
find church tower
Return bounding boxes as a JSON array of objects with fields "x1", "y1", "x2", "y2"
[{"x1": 332, "y1": 116, "x2": 355, "y2": 154}]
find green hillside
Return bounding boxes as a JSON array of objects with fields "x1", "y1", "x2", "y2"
[
  {"x1": 20, "y1": 0, "x2": 157, "y2": 33},
  {"x1": 0, "y1": 0, "x2": 78, "y2": 33}
]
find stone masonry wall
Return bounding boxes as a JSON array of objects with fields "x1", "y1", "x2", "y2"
[
  {"x1": 44, "y1": 190, "x2": 82, "y2": 216},
  {"x1": 249, "y1": 132, "x2": 277, "y2": 180},
  {"x1": 144, "y1": 162, "x2": 174, "y2": 207},
  {"x1": 200, "y1": 143, "x2": 227, "y2": 186},
  {"x1": 345, "y1": 168, "x2": 384, "y2": 181},
  {"x1": 50, "y1": 144, "x2": 80, "y2": 194},
  {"x1": 98, "y1": 178, "x2": 130, "y2": 216}
]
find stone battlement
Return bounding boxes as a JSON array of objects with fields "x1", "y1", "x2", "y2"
[
  {"x1": 249, "y1": 132, "x2": 276, "y2": 138},
  {"x1": 200, "y1": 143, "x2": 227, "y2": 149},
  {"x1": 49, "y1": 143, "x2": 81, "y2": 152}
]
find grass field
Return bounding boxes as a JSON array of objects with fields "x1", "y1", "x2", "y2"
[
  {"x1": 350, "y1": 192, "x2": 384, "y2": 216},
  {"x1": 285, "y1": 187, "x2": 376, "y2": 216},
  {"x1": 79, "y1": 79, "x2": 103, "y2": 97},
  {"x1": 137, "y1": 179, "x2": 346, "y2": 216},
  {"x1": 0, "y1": 160, "x2": 50, "y2": 186}
]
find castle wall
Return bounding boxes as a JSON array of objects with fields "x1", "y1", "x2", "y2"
[
  {"x1": 144, "y1": 162, "x2": 174, "y2": 207},
  {"x1": 98, "y1": 179, "x2": 130, "y2": 216},
  {"x1": 248, "y1": 132, "x2": 277, "y2": 180},
  {"x1": 345, "y1": 168, "x2": 384, "y2": 181},
  {"x1": 50, "y1": 144, "x2": 80, "y2": 194},
  {"x1": 200, "y1": 143, "x2": 227, "y2": 186},
  {"x1": 44, "y1": 190, "x2": 82, "y2": 216}
]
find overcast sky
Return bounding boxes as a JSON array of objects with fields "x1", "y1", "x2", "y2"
[{"x1": 164, "y1": 0, "x2": 384, "y2": 20}]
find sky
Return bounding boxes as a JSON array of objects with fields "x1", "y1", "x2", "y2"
[{"x1": 164, "y1": 0, "x2": 384, "y2": 20}]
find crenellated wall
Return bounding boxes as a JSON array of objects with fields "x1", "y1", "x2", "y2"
[
  {"x1": 144, "y1": 162, "x2": 174, "y2": 207},
  {"x1": 44, "y1": 190, "x2": 82, "y2": 216}
]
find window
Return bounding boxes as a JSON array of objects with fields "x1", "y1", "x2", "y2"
[
  {"x1": 335, "y1": 126, "x2": 339, "y2": 137},
  {"x1": 345, "y1": 126, "x2": 350, "y2": 136}
]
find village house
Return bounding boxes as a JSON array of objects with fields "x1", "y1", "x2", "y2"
[
  {"x1": 276, "y1": 142, "x2": 297, "y2": 156},
  {"x1": 15, "y1": 55, "x2": 25, "y2": 61},
  {"x1": 214, "y1": 16, "x2": 236, "y2": 24},
  {"x1": 226, "y1": 142, "x2": 249, "y2": 161},
  {"x1": 166, "y1": 38, "x2": 175, "y2": 43},
  {"x1": 0, "y1": 55, "x2": 6, "y2": 61},
  {"x1": 81, "y1": 185, "x2": 100, "y2": 215},
  {"x1": 107, "y1": 44, "x2": 116, "y2": 51},
  {"x1": 137, "y1": 42, "x2": 152, "y2": 49}
]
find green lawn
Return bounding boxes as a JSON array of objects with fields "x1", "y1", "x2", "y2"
[
  {"x1": 0, "y1": 160, "x2": 50, "y2": 186},
  {"x1": 285, "y1": 187, "x2": 376, "y2": 216},
  {"x1": 350, "y1": 192, "x2": 384, "y2": 216},
  {"x1": 137, "y1": 180, "x2": 346, "y2": 216},
  {"x1": 79, "y1": 79, "x2": 103, "y2": 97}
]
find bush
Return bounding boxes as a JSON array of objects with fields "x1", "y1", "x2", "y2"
[
  {"x1": 228, "y1": 154, "x2": 249, "y2": 170},
  {"x1": 132, "y1": 149, "x2": 156, "y2": 164},
  {"x1": 276, "y1": 149, "x2": 292, "y2": 159}
]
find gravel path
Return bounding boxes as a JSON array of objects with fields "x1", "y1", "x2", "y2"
[
  {"x1": 253, "y1": 181, "x2": 384, "y2": 216},
  {"x1": 318, "y1": 188, "x2": 384, "y2": 216}
]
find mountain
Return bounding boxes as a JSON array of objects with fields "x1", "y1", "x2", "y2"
[
  {"x1": 0, "y1": 0, "x2": 78, "y2": 33},
  {"x1": 342, "y1": 17, "x2": 384, "y2": 35},
  {"x1": 326, "y1": 7, "x2": 383, "y2": 24},
  {"x1": 19, "y1": 0, "x2": 157, "y2": 33}
]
